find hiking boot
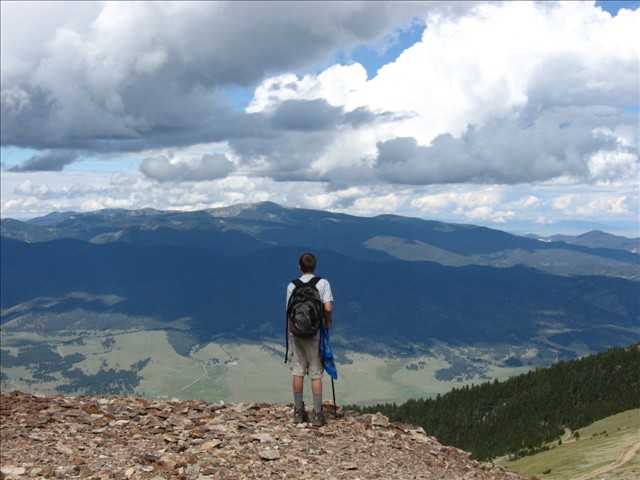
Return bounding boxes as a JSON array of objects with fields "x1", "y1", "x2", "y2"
[
  {"x1": 311, "y1": 409, "x2": 325, "y2": 427},
  {"x1": 293, "y1": 407, "x2": 308, "y2": 424}
]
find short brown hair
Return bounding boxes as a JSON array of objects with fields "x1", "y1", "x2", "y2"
[{"x1": 299, "y1": 253, "x2": 317, "y2": 273}]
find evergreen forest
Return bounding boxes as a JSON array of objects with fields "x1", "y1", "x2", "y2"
[{"x1": 350, "y1": 343, "x2": 640, "y2": 460}]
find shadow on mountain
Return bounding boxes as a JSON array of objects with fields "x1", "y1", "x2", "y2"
[{"x1": 2, "y1": 237, "x2": 638, "y2": 354}]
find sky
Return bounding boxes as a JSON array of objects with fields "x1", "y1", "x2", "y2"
[{"x1": 1, "y1": 1, "x2": 638, "y2": 237}]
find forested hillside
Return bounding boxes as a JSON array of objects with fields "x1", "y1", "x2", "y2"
[{"x1": 350, "y1": 344, "x2": 640, "y2": 460}]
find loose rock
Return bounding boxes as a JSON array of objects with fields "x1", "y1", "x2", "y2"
[{"x1": 0, "y1": 390, "x2": 525, "y2": 480}]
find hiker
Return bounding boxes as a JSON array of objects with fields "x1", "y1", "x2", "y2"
[{"x1": 286, "y1": 252, "x2": 333, "y2": 426}]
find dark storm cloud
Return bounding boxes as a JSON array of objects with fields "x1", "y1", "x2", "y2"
[
  {"x1": 270, "y1": 99, "x2": 342, "y2": 132},
  {"x1": 0, "y1": 1, "x2": 419, "y2": 156},
  {"x1": 374, "y1": 106, "x2": 636, "y2": 185},
  {"x1": 227, "y1": 99, "x2": 395, "y2": 182},
  {"x1": 8, "y1": 150, "x2": 80, "y2": 172}
]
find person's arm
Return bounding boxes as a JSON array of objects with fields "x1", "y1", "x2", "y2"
[{"x1": 323, "y1": 301, "x2": 333, "y2": 330}]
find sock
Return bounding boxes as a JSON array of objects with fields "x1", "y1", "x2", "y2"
[
  {"x1": 313, "y1": 393, "x2": 322, "y2": 413},
  {"x1": 294, "y1": 391, "x2": 304, "y2": 410}
]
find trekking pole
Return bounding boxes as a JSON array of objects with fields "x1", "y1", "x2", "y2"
[{"x1": 331, "y1": 378, "x2": 337, "y2": 416}]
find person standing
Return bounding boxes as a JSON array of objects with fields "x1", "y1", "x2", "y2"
[{"x1": 286, "y1": 253, "x2": 333, "y2": 426}]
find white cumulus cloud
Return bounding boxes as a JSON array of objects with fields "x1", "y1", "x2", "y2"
[{"x1": 0, "y1": 1, "x2": 637, "y2": 236}]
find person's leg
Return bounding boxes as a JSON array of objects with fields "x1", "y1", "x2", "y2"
[
  {"x1": 311, "y1": 378, "x2": 322, "y2": 394},
  {"x1": 311, "y1": 378, "x2": 323, "y2": 414},
  {"x1": 293, "y1": 375, "x2": 304, "y2": 407},
  {"x1": 301, "y1": 334, "x2": 325, "y2": 425},
  {"x1": 289, "y1": 336, "x2": 309, "y2": 422},
  {"x1": 292, "y1": 375, "x2": 308, "y2": 423},
  {"x1": 310, "y1": 380, "x2": 324, "y2": 425}
]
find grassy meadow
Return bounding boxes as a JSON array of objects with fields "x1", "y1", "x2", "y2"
[
  {"x1": 0, "y1": 328, "x2": 545, "y2": 405},
  {"x1": 498, "y1": 409, "x2": 639, "y2": 480}
]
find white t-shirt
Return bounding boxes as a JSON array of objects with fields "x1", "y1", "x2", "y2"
[{"x1": 286, "y1": 274, "x2": 333, "y2": 306}]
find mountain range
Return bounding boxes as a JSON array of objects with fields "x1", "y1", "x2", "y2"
[
  {"x1": 2, "y1": 203, "x2": 640, "y2": 350},
  {"x1": 2, "y1": 202, "x2": 638, "y2": 358}
]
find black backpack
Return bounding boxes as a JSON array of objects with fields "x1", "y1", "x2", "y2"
[{"x1": 284, "y1": 277, "x2": 323, "y2": 362}]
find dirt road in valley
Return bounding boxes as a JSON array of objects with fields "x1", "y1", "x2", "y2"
[{"x1": 570, "y1": 440, "x2": 640, "y2": 480}]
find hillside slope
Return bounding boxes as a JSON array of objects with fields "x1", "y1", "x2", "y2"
[
  {"x1": 500, "y1": 409, "x2": 639, "y2": 480},
  {"x1": 353, "y1": 344, "x2": 640, "y2": 461},
  {"x1": 0, "y1": 390, "x2": 525, "y2": 480}
]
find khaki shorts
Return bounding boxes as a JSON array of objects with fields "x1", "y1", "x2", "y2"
[{"x1": 288, "y1": 332, "x2": 323, "y2": 379}]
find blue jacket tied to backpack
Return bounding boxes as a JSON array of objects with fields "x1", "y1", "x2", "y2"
[{"x1": 320, "y1": 324, "x2": 337, "y2": 380}]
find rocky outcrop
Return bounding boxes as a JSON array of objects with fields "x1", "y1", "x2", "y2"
[{"x1": 1, "y1": 390, "x2": 525, "y2": 479}]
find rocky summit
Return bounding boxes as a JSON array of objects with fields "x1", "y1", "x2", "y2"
[{"x1": 0, "y1": 391, "x2": 526, "y2": 480}]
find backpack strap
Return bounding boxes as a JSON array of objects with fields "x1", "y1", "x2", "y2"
[
  {"x1": 285, "y1": 279, "x2": 303, "y2": 363},
  {"x1": 291, "y1": 276, "x2": 321, "y2": 287}
]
